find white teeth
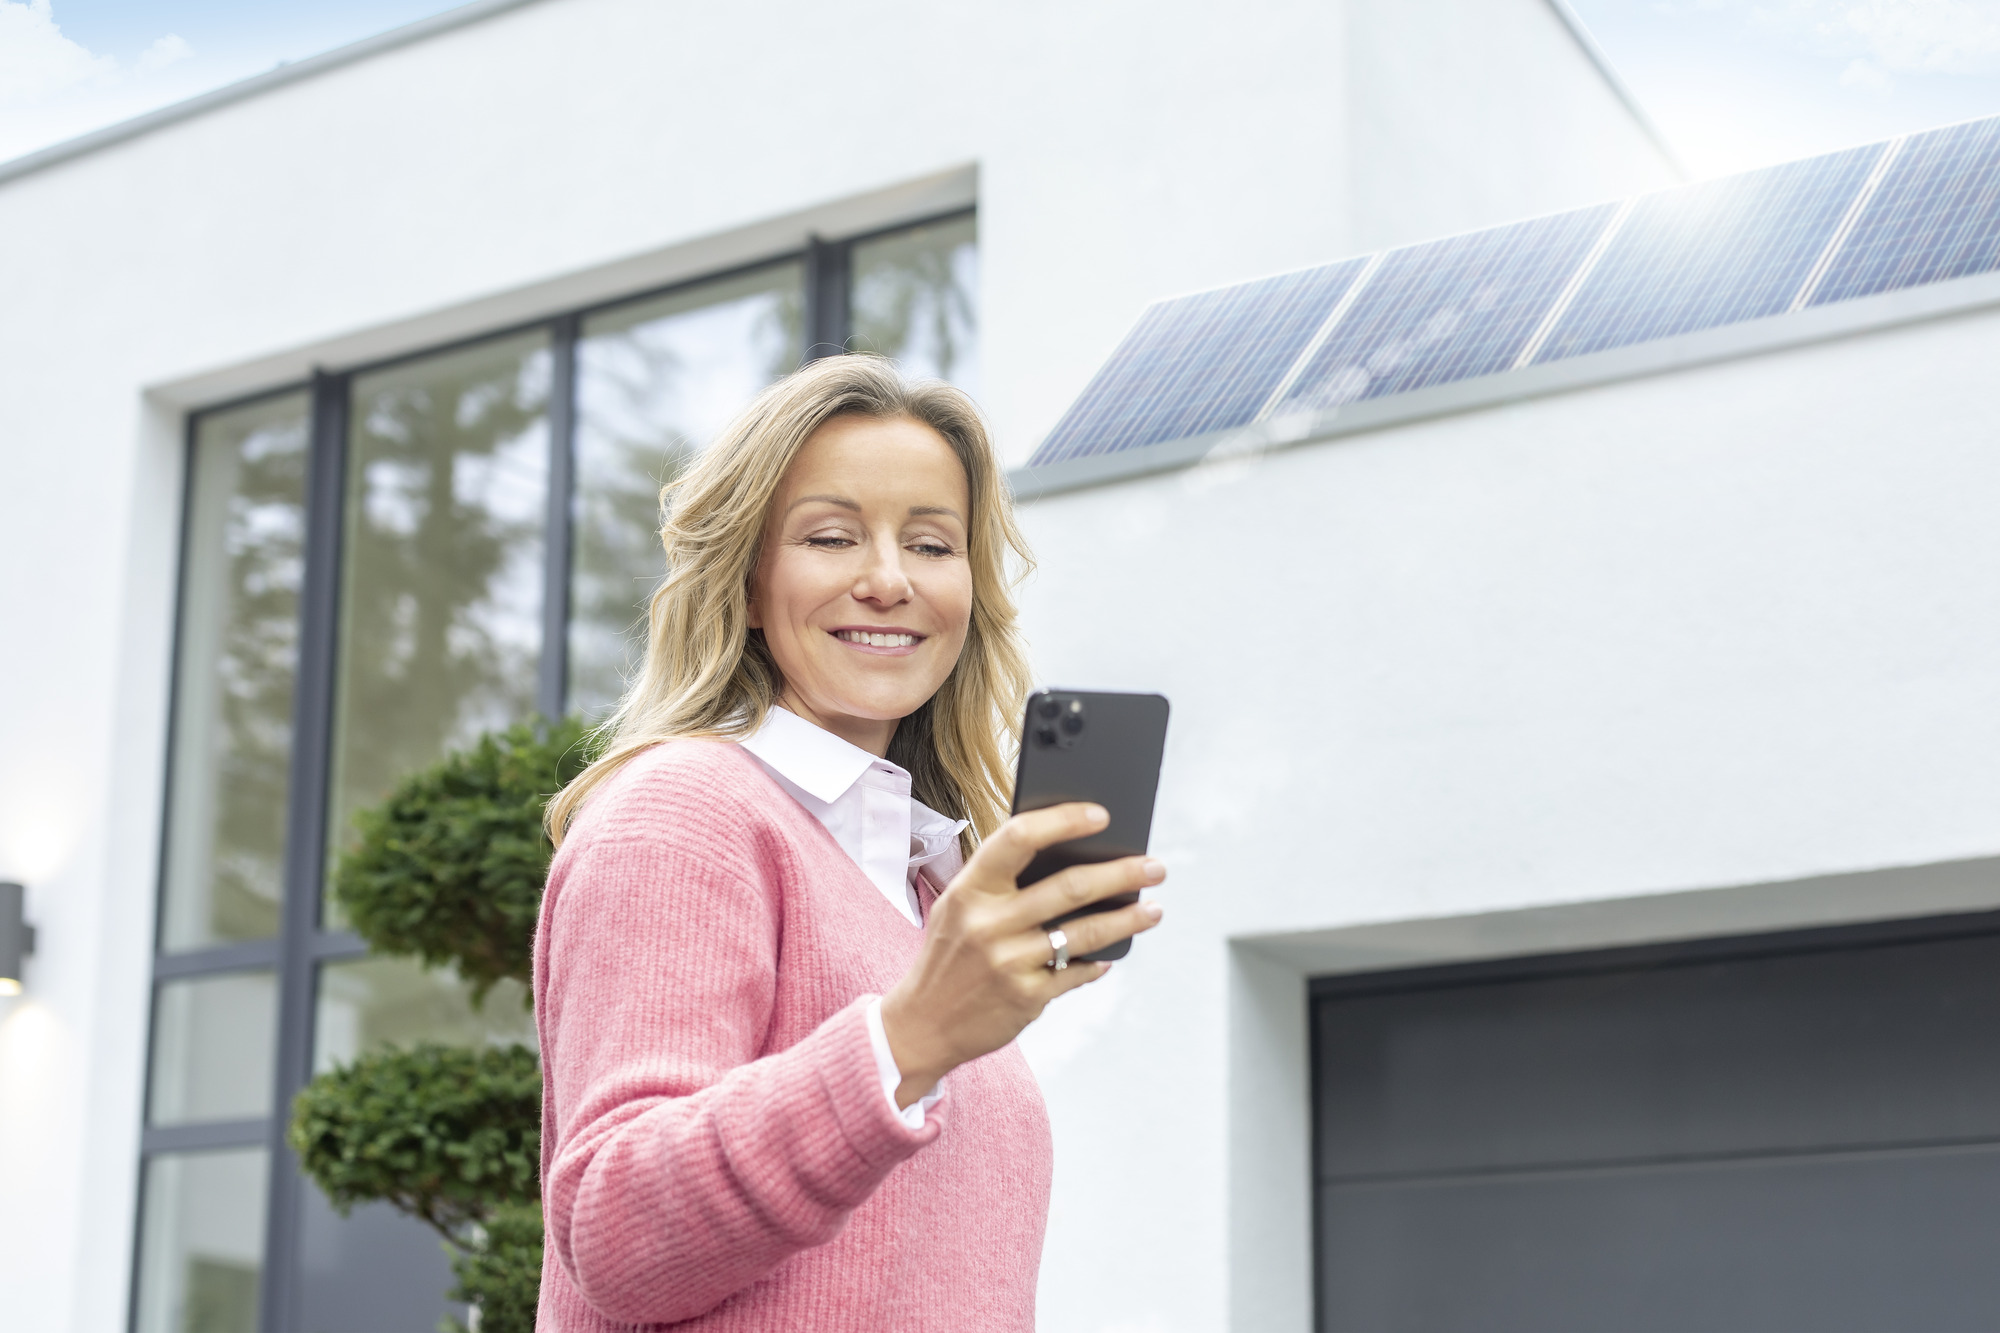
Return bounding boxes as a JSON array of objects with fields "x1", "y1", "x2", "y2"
[{"x1": 837, "y1": 630, "x2": 916, "y2": 647}]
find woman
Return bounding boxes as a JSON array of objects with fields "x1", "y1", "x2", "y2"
[{"x1": 535, "y1": 355, "x2": 1166, "y2": 1331}]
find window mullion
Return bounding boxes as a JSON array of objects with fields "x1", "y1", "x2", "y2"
[
  {"x1": 805, "y1": 234, "x2": 853, "y2": 360},
  {"x1": 259, "y1": 368, "x2": 350, "y2": 1333},
  {"x1": 539, "y1": 315, "x2": 579, "y2": 722}
]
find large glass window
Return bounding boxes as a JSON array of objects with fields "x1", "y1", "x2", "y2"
[
  {"x1": 144, "y1": 208, "x2": 974, "y2": 1332},
  {"x1": 138, "y1": 392, "x2": 307, "y2": 1333}
]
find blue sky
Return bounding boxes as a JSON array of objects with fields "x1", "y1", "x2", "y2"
[
  {"x1": 6, "y1": 1, "x2": 2000, "y2": 176},
  {"x1": 0, "y1": 0, "x2": 463, "y2": 161}
]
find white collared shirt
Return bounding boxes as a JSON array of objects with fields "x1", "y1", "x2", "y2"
[{"x1": 740, "y1": 706, "x2": 966, "y2": 1127}]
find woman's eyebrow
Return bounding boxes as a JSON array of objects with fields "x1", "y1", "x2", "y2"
[
  {"x1": 786, "y1": 494, "x2": 861, "y2": 513},
  {"x1": 908, "y1": 505, "x2": 964, "y2": 521}
]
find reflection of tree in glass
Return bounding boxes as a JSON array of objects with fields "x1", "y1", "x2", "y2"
[
  {"x1": 851, "y1": 218, "x2": 978, "y2": 385},
  {"x1": 568, "y1": 278, "x2": 804, "y2": 717},
  {"x1": 330, "y1": 342, "x2": 548, "y2": 873},
  {"x1": 199, "y1": 411, "x2": 308, "y2": 941},
  {"x1": 568, "y1": 336, "x2": 694, "y2": 720}
]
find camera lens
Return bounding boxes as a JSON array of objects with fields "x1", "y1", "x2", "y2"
[
  {"x1": 1035, "y1": 726, "x2": 1058, "y2": 747},
  {"x1": 1060, "y1": 712, "x2": 1084, "y2": 736},
  {"x1": 1036, "y1": 697, "x2": 1061, "y2": 720}
]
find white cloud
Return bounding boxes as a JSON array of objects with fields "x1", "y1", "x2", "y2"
[
  {"x1": 0, "y1": 0, "x2": 113, "y2": 106},
  {"x1": 137, "y1": 34, "x2": 192, "y2": 74},
  {"x1": 0, "y1": 4, "x2": 196, "y2": 112}
]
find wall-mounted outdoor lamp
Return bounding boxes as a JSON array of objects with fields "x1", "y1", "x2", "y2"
[{"x1": 0, "y1": 882, "x2": 34, "y2": 996}]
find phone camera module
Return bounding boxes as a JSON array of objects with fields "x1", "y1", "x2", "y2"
[{"x1": 1055, "y1": 698, "x2": 1086, "y2": 747}]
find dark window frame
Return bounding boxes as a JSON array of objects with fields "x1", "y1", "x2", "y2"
[{"x1": 134, "y1": 207, "x2": 973, "y2": 1332}]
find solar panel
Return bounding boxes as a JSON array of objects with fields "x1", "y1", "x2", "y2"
[
  {"x1": 1274, "y1": 204, "x2": 1617, "y2": 413},
  {"x1": 1028, "y1": 259, "x2": 1367, "y2": 466},
  {"x1": 1533, "y1": 145, "x2": 1884, "y2": 362},
  {"x1": 1028, "y1": 115, "x2": 2000, "y2": 469},
  {"x1": 1810, "y1": 118, "x2": 2000, "y2": 305}
]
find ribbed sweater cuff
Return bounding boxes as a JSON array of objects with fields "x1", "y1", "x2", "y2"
[{"x1": 813, "y1": 997, "x2": 945, "y2": 1182}]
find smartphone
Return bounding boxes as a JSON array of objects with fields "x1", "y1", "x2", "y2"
[{"x1": 1010, "y1": 688, "x2": 1171, "y2": 962}]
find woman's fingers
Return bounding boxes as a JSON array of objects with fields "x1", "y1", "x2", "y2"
[
  {"x1": 1038, "y1": 898, "x2": 1164, "y2": 966},
  {"x1": 965, "y1": 803, "x2": 1110, "y2": 886},
  {"x1": 1012, "y1": 853, "x2": 1165, "y2": 929},
  {"x1": 1047, "y1": 960, "x2": 1114, "y2": 996}
]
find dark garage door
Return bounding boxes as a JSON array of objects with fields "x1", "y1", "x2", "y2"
[{"x1": 1311, "y1": 911, "x2": 2000, "y2": 1332}]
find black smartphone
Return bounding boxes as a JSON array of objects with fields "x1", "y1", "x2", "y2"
[{"x1": 1009, "y1": 688, "x2": 1171, "y2": 962}]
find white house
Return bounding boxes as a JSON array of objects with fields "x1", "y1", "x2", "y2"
[{"x1": 59, "y1": 0, "x2": 2000, "y2": 1329}]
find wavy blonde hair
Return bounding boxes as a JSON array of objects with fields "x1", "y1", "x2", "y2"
[{"x1": 547, "y1": 354, "x2": 1034, "y2": 849}]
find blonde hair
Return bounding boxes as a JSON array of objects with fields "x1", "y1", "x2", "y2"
[{"x1": 547, "y1": 354, "x2": 1034, "y2": 849}]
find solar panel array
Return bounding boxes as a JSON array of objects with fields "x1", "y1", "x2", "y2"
[{"x1": 1030, "y1": 115, "x2": 2000, "y2": 469}]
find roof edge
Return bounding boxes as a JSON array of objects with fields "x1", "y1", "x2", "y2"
[
  {"x1": 0, "y1": 0, "x2": 548, "y2": 189},
  {"x1": 1540, "y1": 0, "x2": 1689, "y2": 181}
]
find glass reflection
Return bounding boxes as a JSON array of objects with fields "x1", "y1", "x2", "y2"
[
  {"x1": 161, "y1": 394, "x2": 309, "y2": 951},
  {"x1": 149, "y1": 971, "x2": 278, "y2": 1125},
  {"x1": 134, "y1": 1148, "x2": 269, "y2": 1333},
  {"x1": 851, "y1": 214, "x2": 980, "y2": 395},
  {"x1": 326, "y1": 334, "x2": 551, "y2": 920},
  {"x1": 313, "y1": 955, "x2": 534, "y2": 1074},
  {"x1": 568, "y1": 263, "x2": 805, "y2": 717}
]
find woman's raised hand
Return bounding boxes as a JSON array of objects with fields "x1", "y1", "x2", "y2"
[{"x1": 877, "y1": 802, "x2": 1165, "y2": 1109}]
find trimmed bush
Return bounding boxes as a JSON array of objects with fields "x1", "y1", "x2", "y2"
[
  {"x1": 288, "y1": 1042, "x2": 542, "y2": 1237},
  {"x1": 333, "y1": 716, "x2": 594, "y2": 999}
]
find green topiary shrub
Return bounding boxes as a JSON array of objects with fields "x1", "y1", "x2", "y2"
[
  {"x1": 287, "y1": 1043, "x2": 542, "y2": 1235},
  {"x1": 293, "y1": 713, "x2": 593, "y2": 1331},
  {"x1": 334, "y1": 716, "x2": 594, "y2": 1001}
]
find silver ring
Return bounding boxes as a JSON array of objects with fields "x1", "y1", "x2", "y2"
[{"x1": 1046, "y1": 929, "x2": 1070, "y2": 971}]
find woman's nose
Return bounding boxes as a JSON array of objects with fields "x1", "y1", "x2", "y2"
[{"x1": 853, "y1": 538, "x2": 913, "y2": 605}]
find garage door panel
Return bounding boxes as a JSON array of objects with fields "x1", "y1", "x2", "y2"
[
  {"x1": 1315, "y1": 930, "x2": 2000, "y2": 1179},
  {"x1": 1317, "y1": 1141, "x2": 2000, "y2": 1333}
]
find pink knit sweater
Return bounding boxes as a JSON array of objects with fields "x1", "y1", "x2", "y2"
[{"x1": 534, "y1": 739, "x2": 1053, "y2": 1331}]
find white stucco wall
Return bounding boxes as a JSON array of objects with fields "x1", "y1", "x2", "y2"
[
  {"x1": 1012, "y1": 307, "x2": 2000, "y2": 1330},
  {"x1": 0, "y1": 0, "x2": 1677, "y2": 1328}
]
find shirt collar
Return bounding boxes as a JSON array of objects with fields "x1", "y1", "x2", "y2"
[
  {"x1": 739, "y1": 705, "x2": 881, "y2": 804},
  {"x1": 741, "y1": 706, "x2": 972, "y2": 850}
]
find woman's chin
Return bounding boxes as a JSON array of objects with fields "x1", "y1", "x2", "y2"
[{"x1": 814, "y1": 685, "x2": 939, "y2": 727}]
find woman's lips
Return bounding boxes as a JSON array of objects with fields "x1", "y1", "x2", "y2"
[{"x1": 829, "y1": 627, "x2": 925, "y2": 657}]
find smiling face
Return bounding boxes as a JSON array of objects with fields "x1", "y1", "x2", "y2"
[{"x1": 748, "y1": 413, "x2": 974, "y2": 756}]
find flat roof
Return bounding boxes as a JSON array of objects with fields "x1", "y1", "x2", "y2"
[{"x1": 0, "y1": 0, "x2": 1677, "y2": 190}]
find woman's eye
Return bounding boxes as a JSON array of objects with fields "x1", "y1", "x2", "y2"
[
  {"x1": 909, "y1": 540, "x2": 955, "y2": 557},
  {"x1": 804, "y1": 535, "x2": 854, "y2": 549}
]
